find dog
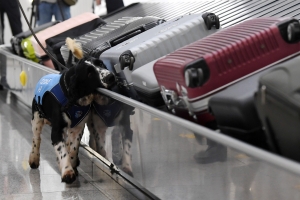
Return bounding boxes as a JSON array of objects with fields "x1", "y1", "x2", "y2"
[
  {"x1": 87, "y1": 90, "x2": 135, "y2": 177},
  {"x1": 28, "y1": 38, "x2": 115, "y2": 184}
]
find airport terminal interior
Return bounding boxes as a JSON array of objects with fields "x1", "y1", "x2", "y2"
[{"x1": 1, "y1": 0, "x2": 300, "y2": 199}]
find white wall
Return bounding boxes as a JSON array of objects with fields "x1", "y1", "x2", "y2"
[{"x1": 2, "y1": 0, "x2": 190, "y2": 44}]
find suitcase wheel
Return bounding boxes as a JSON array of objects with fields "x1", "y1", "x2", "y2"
[
  {"x1": 185, "y1": 58, "x2": 210, "y2": 87},
  {"x1": 185, "y1": 68, "x2": 204, "y2": 87},
  {"x1": 202, "y1": 13, "x2": 220, "y2": 30},
  {"x1": 119, "y1": 51, "x2": 135, "y2": 70},
  {"x1": 287, "y1": 21, "x2": 300, "y2": 43}
]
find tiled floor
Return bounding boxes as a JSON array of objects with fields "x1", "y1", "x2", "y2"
[{"x1": 0, "y1": 90, "x2": 140, "y2": 200}]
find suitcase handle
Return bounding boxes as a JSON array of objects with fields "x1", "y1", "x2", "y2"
[
  {"x1": 109, "y1": 20, "x2": 164, "y2": 47},
  {"x1": 109, "y1": 28, "x2": 144, "y2": 47}
]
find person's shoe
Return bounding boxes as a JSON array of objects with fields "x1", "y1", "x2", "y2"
[{"x1": 193, "y1": 144, "x2": 227, "y2": 164}]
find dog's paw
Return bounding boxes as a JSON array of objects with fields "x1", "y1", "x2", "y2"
[
  {"x1": 29, "y1": 155, "x2": 40, "y2": 169},
  {"x1": 61, "y1": 169, "x2": 76, "y2": 184},
  {"x1": 29, "y1": 161, "x2": 40, "y2": 169}
]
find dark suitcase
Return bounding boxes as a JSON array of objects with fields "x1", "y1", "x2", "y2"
[
  {"x1": 207, "y1": 63, "x2": 288, "y2": 148},
  {"x1": 60, "y1": 16, "x2": 165, "y2": 64},
  {"x1": 255, "y1": 55, "x2": 300, "y2": 161},
  {"x1": 10, "y1": 21, "x2": 60, "y2": 57},
  {"x1": 154, "y1": 17, "x2": 300, "y2": 121},
  {"x1": 45, "y1": 17, "x2": 106, "y2": 70}
]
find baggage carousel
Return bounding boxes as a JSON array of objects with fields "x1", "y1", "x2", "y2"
[{"x1": 1, "y1": 1, "x2": 300, "y2": 199}]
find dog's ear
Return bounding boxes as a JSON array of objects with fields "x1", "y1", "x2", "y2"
[{"x1": 66, "y1": 37, "x2": 83, "y2": 60}]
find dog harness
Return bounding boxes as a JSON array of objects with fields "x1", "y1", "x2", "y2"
[
  {"x1": 92, "y1": 100, "x2": 122, "y2": 127},
  {"x1": 34, "y1": 74, "x2": 91, "y2": 128}
]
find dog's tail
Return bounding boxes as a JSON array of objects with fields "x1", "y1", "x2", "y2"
[{"x1": 66, "y1": 37, "x2": 84, "y2": 60}]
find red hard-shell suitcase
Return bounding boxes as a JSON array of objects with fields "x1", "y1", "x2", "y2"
[{"x1": 153, "y1": 17, "x2": 300, "y2": 121}]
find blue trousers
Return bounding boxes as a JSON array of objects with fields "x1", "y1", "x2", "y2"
[{"x1": 38, "y1": 1, "x2": 71, "y2": 26}]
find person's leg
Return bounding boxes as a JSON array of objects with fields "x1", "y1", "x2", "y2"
[
  {"x1": 5, "y1": 0, "x2": 23, "y2": 36},
  {"x1": 54, "y1": 2, "x2": 71, "y2": 22},
  {"x1": 106, "y1": 0, "x2": 124, "y2": 14},
  {"x1": 37, "y1": 2, "x2": 53, "y2": 26}
]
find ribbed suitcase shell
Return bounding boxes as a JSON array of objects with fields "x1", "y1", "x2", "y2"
[
  {"x1": 100, "y1": 13, "x2": 220, "y2": 99},
  {"x1": 31, "y1": 12, "x2": 100, "y2": 58},
  {"x1": 154, "y1": 17, "x2": 300, "y2": 115},
  {"x1": 255, "y1": 55, "x2": 300, "y2": 161},
  {"x1": 60, "y1": 16, "x2": 164, "y2": 63}
]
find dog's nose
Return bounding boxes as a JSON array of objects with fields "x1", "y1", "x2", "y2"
[{"x1": 104, "y1": 73, "x2": 115, "y2": 85}]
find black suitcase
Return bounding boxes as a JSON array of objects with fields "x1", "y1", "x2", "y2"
[
  {"x1": 10, "y1": 21, "x2": 60, "y2": 57},
  {"x1": 208, "y1": 73, "x2": 265, "y2": 146},
  {"x1": 207, "y1": 62, "x2": 288, "y2": 148},
  {"x1": 59, "y1": 16, "x2": 165, "y2": 64},
  {"x1": 255, "y1": 55, "x2": 300, "y2": 161},
  {"x1": 45, "y1": 17, "x2": 106, "y2": 70}
]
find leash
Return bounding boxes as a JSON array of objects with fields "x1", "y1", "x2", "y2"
[{"x1": 17, "y1": 0, "x2": 68, "y2": 71}]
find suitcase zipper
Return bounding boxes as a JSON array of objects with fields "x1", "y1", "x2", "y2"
[{"x1": 260, "y1": 85, "x2": 266, "y2": 105}]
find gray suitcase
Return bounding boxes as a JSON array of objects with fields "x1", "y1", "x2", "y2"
[
  {"x1": 100, "y1": 13, "x2": 221, "y2": 100},
  {"x1": 132, "y1": 58, "x2": 163, "y2": 107},
  {"x1": 60, "y1": 16, "x2": 165, "y2": 64}
]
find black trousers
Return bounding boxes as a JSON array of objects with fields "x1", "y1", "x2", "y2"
[
  {"x1": 0, "y1": 0, "x2": 23, "y2": 44},
  {"x1": 106, "y1": 0, "x2": 124, "y2": 14}
]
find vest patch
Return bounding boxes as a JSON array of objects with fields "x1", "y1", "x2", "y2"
[{"x1": 93, "y1": 100, "x2": 122, "y2": 127}]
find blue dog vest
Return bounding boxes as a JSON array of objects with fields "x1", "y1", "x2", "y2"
[
  {"x1": 34, "y1": 74, "x2": 91, "y2": 128},
  {"x1": 92, "y1": 100, "x2": 122, "y2": 127}
]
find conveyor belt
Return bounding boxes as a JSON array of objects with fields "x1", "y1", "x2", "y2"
[{"x1": 103, "y1": 0, "x2": 300, "y2": 28}]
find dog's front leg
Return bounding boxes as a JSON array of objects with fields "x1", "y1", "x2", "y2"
[
  {"x1": 52, "y1": 113, "x2": 76, "y2": 184},
  {"x1": 87, "y1": 109, "x2": 108, "y2": 159},
  {"x1": 65, "y1": 117, "x2": 87, "y2": 176},
  {"x1": 29, "y1": 111, "x2": 45, "y2": 169},
  {"x1": 87, "y1": 112, "x2": 97, "y2": 152}
]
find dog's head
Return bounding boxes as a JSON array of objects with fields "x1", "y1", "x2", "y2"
[{"x1": 64, "y1": 38, "x2": 116, "y2": 105}]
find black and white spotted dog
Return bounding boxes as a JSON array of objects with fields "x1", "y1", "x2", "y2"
[
  {"x1": 29, "y1": 38, "x2": 115, "y2": 184},
  {"x1": 87, "y1": 92, "x2": 134, "y2": 176}
]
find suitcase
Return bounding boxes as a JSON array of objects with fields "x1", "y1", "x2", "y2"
[
  {"x1": 60, "y1": 16, "x2": 165, "y2": 65},
  {"x1": 30, "y1": 12, "x2": 103, "y2": 69},
  {"x1": 100, "y1": 13, "x2": 221, "y2": 100},
  {"x1": 153, "y1": 17, "x2": 300, "y2": 121},
  {"x1": 131, "y1": 58, "x2": 164, "y2": 107},
  {"x1": 255, "y1": 55, "x2": 300, "y2": 161},
  {"x1": 207, "y1": 62, "x2": 287, "y2": 148},
  {"x1": 45, "y1": 17, "x2": 106, "y2": 70},
  {"x1": 10, "y1": 21, "x2": 60, "y2": 57}
]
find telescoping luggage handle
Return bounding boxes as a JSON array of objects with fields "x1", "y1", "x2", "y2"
[{"x1": 109, "y1": 19, "x2": 165, "y2": 48}]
